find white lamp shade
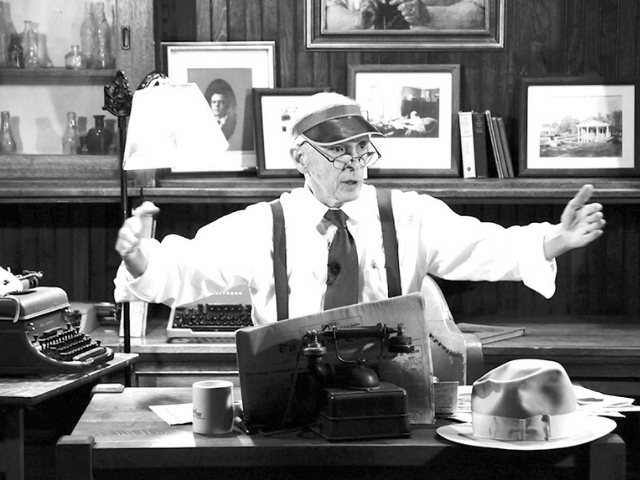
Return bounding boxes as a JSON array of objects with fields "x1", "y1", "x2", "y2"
[{"x1": 122, "y1": 83, "x2": 229, "y2": 171}]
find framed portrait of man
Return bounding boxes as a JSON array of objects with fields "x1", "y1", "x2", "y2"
[{"x1": 162, "y1": 42, "x2": 275, "y2": 172}]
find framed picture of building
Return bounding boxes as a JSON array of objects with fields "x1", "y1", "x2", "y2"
[
  {"x1": 162, "y1": 42, "x2": 275, "y2": 172},
  {"x1": 519, "y1": 77, "x2": 640, "y2": 177},
  {"x1": 305, "y1": 0, "x2": 505, "y2": 50},
  {"x1": 348, "y1": 63, "x2": 461, "y2": 177}
]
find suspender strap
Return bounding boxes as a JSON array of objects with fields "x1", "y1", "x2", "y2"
[
  {"x1": 270, "y1": 200, "x2": 289, "y2": 321},
  {"x1": 377, "y1": 189, "x2": 402, "y2": 298},
  {"x1": 270, "y1": 189, "x2": 401, "y2": 320}
]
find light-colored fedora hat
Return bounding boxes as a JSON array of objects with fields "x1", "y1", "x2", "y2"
[{"x1": 438, "y1": 359, "x2": 616, "y2": 450}]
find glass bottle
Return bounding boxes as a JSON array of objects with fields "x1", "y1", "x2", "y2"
[
  {"x1": 80, "y1": 2, "x2": 97, "y2": 68},
  {"x1": 22, "y1": 21, "x2": 39, "y2": 68},
  {"x1": 87, "y1": 115, "x2": 106, "y2": 154},
  {"x1": 94, "y1": 2, "x2": 112, "y2": 69},
  {"x1": 65, "y1": 45, "x2": 86, "y2": 69},
  {"x1": 0, "y1": 111, "x2": 17, "y2": 153},
  {"x1": 104, "y1": 118, "x2": 118, "y2": 154},
  {"x1": 0, "y1": 3, "x2": 9, "y2": 67},
  {"x1": 77, "y1": 136, "x2": 89, "y2": 154},
  {"x1": 7, "y1": 33, "x2": 23, "y2": 68},
  {"x1": 62, "y1": 112, "x2": 80, "y2": 154}
]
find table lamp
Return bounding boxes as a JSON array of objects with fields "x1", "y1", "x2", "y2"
[{"x1": 103, "y1": 70, "x2": 228, "y2": 355}]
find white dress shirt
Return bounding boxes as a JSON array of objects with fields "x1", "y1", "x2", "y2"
[{"x1": 114, "y1": 184, "x2": 557, "y2": 325}]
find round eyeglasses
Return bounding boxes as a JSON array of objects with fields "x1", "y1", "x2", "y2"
[{"x1": 303, "y1": 140, "x2": 381, "y2": 170}]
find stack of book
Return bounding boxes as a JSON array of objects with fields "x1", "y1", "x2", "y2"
[{"x1": 458, "y1": 110, "x2": 515, "y2": 179}]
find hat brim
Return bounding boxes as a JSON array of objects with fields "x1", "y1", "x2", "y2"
[
  {"x1": 304, "y1": 116, "x2": 383, "y2": 146},
  {"x1": 437, "y1": 416, "x2": 616, "y2": 451}
]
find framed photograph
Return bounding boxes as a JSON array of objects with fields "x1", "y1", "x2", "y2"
[
  {"x1": 253, "y1": 87, "x2": 327, "y2": 177},
  {"x1": 305, "y1": 0, "x2": 505, "y2": 50},
  {"x1": 348, "y1": 64, "x2": 461, "y2": 177},
  {"x1": 520, "y1": 77, "x2": 640, "y2": 177},
  {"x1": 162, "y1": 42, "x2": 275, "y2": 172}
]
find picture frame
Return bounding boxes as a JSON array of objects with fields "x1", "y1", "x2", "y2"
[
  {"x1": 162, "y1": 41, "x2": 276, "y2": 172},
  {"x1": 253, "y1": 87, "x2": 327, "y2": 177},
  {"x1": 519, "y1": 77, "x2": 640, "y2": 177},
  {"x1": 305, "y1": 0, "x2": 504, "y2": 51},
  {"x1": 348, "y1": 64, "x2": 461, "y2": 177}
]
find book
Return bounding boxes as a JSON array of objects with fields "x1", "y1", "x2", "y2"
[
  {"x1": 456, "y1": 323, "x2": 525, "y2": 344},
  {"x1": 471, "y1": 111, "x2": 489, "y2": 178},
  {"x1": 496, "y1": 116, "x2": 515, "y2": 178},
  {"x1": 458, "y1": 111, "x2": 476, "y2": 178},
  {"x1": 484, "y1": 110, "x2": 504, "y2": 178},
  {"x1": 491, "y1": 116, "x2": 508, "y2": 178}
]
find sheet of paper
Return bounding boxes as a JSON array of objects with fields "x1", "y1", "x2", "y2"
[
  {"x1": 149, "y1": 403, "x2": 193, "y2": 425},
  {"x1": 0, "y1": 267, "x2": 23, "y2": 297}
]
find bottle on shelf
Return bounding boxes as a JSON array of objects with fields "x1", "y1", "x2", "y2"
[
  {"x1": 77, "y1": 136, "x2": 89, "y2": 154},
  {"x1": 87, "y1": 115, "x2": 113, "y2": 154},
  {"x1": 0, "y1": 111, "x2": 17, "y2": 153},
  {"x1": 94, "y1": 2, "x2": 113, "y2": 69},
  {"x1": 22, "y1": 20, "x2": 39, "y2": 69},
  {"x1": 80, "y1": 1, "x2": 97, "y2": 69},
  {"x1": 0, "y1": 3, "x2": 9, "y2": 67},
  {"x1": 62, "y1": 112, "x2": 80, "y2": 155},
  {"x1": 64, "y1": 45, "x2": 87, "y2": 69},
  {"x1": 104, "y1": 118, "x2": 118, "y2": 154},
  {"x1": 7, "y1": 33, "x2": 23, "y2": 68}
]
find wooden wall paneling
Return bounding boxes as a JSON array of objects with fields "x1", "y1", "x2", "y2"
[
  {"x1": 583, "y1": 0, "x2": 604, "y2": 75},
  {"x1": 116, "y1": 0, "x2": 155, "y2": 89},
  {"x1": 277, "y1": 0, "x2": 295, "y2": 87},
  {"x1": 313, "y1": 52, "x2": 331, "y2": 89},
  {"x1": 617, "y1": 0, "x2": 639, "y2": 76},
  {"x1": 72, "y1": 208, "x2": 90, "y2": 301},
  {"x1": 194, "y1": 0, "x2": 211, "y2": 41},
  {"x1": 227, "y1": 0, "x2": 246, "y2": 40},
  {"x1": 328, "y1": 52, "x2": 347, "y2": 93},
  {"x1": 211, "y1": 0, "x2": 228, "y2": 41},
  {"x1": 245, "y1": 0, "x2": 262, "y2": 41},
  {"x1": 545, "y1": 0, "x2": 568, "y2": 76},
  {"x1": 461, "y1": 52, "x2": 482, "y2": 111},
  {"x1": 480, "y1": 52, "x2": 499, "y2": 114},
  {"x1": 601, "y1": 206, "x2": 626, "y2": 315},
  {"x1": 623, "y1": 206, "x2": 640, "y2": 316},
  {"x1": 565, "y1": 0, "x2": 586, "y2": 75},
  {"x1": 292, "y1": 0, "x2": 313, "y2": 87},
  {"x1": 600, "y1": 0, "x2": 620, "y2": 76},
  {"x1": 512, "y1": 0, "x2": 533, "y2": 77},
  {"x1": 262, "y1": 0, "x2": 278, "y2": 43},
  {"x1": 530, "y1": 0, "x2": 552, "y2": 76}
]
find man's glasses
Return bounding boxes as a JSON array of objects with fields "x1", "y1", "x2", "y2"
[{"x1": 303, "y1": 139, "x2": 381, "y2": 170}]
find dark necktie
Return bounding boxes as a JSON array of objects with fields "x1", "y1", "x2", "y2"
[{"x1": 323, "y1": 209, "x2": 359, "y2": 309}]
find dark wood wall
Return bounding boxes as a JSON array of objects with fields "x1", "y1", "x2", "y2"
[{"x1": 2, "y1": 0, "x2": 639, "y2": 321}]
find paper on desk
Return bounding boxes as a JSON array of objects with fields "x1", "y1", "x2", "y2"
[
  {"x1": 149, "y1": 403, "x2": 193, "y2": 425},
  {"x1": 445, "y1": 384, "x2": 640, "y2": 423}
]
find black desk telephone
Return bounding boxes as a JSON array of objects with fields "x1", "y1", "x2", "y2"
[{"x1": 283, "y1": 323, "x2": 415, "y2": 441}]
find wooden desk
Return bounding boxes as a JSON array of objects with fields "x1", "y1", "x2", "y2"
[
  {"x1": 57, "y1": 387, "x2": 625, "y2": 480},
  {"x1": 475, "y1": 320, "x2": 640, "y2": 396},
  {"x1": 0, "y1": 353, "x2": 138, "y2": 480}
]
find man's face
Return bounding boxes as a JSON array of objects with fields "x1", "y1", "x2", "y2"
[
  {"x1": 210, "y1": 94, "x2": 228, "y2": 118},
  {"x1": 297, "y1": 137, "x2": 371, "y2": 208}
]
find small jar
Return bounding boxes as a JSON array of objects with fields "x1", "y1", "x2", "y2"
[{"x1": 65, "y1": 45, "x2": 87, "y2": 70}]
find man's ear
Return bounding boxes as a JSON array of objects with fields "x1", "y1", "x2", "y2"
[{"x1": 290, "y1": 145, "x2": 308, "y2": 174}]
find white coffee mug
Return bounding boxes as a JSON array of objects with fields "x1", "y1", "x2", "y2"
[{"x1": 192, "y1": 380, "x2": 234, "y2": 435}]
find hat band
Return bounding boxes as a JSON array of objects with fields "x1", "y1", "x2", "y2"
[
  {"x1": 471, "y1": 411, "x2": 582, "y2": 441},
  {"x1": 292, "y1": 104, "x2": 364, "y2": 138}
]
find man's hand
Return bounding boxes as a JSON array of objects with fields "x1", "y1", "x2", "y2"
[
  {"x1": 543, "y1": 184, "x2": 606, "y2": 260},
  {"x1": 115, "y1": 201, "x2": 160, "y2": 278}
]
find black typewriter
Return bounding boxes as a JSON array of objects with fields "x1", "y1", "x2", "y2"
[
  {"x1": 0, "y1": 286, "x2": 114, "y2": 375},
  {"x1": 166, "y1": 289, "x2": 253, "y2": 340}
]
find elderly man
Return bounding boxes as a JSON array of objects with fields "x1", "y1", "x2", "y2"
[{"x1": 114, "y1": 92, "x2": 605, "y2": 325}]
